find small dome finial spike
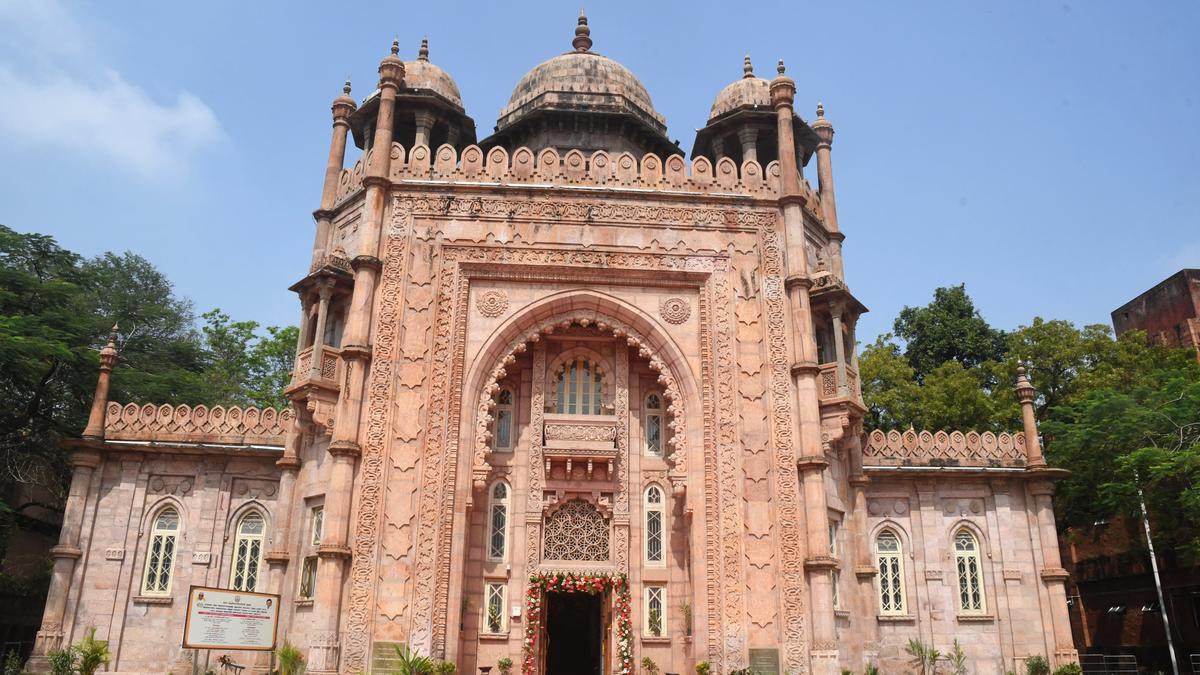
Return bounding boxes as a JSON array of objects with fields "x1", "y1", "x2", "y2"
[
  {"x1": 391, "y1": 37, "x2": 399, "y2": 55},
  {"x1": 573, "y1": 8, "x2": 592, "y2": 52},
  {"x1": 816, "y1": 101, "x2": 825, "y2": 117},
  {"x1": 777, "y1": 58, "x2": 786, "y2": 75},
  {"x1": 419, "y1": 36, "x2": 429, "y2": 61},
  {"x1": 743, "y1": 54, "x2": 754, "y2": 78},
  {"x1": 343, "y1": 78, "x2": 352, "y2": 95}
]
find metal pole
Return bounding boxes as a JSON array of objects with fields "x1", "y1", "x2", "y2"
[{"x1": 1136, "y1": 475, "x2": 1179, "y2": 675}]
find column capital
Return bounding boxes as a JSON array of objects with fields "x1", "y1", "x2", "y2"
[
  {"x1": 327, "y1": 440, "x2": 361, "y2": 458},
  {"x1": 70, "y1": 450, "x2": 102, "y2": 470},
  {"x1": 48, "y1": 544, "x2": 83, "y2": 560}
]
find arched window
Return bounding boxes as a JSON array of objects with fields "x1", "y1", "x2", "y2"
[
  {"x1": 141, "y1": 506, "x2": 180, "y2": 596},
  {"x1": 554, "y1": 358, "x2": 603, "y2": 415},
  {"x1": 954, "y1": 529, "x2": 986, "y2": 613},
  {"x1": 493, "y1": 388, "x2": 515, "y2": 452},
  {"x1": 230, "y1": 511, "x2": 266, "y2": 592},
  {"x1": 644, "y1": 393, "x2": 663, "y2": 457},
  {"x1": 875, "y1": 529, "x2": 906, "y2": 615},
  {"x1": 645, "y1": 485, "x2": 665, "y2": 565},
  {"x1": 488, "y1": 481, "x2": 510, "y2": 562}
]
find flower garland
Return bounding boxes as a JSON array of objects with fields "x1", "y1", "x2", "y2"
[{"x1": 521, "y1": 571, "x2": 633, "y2": 675}]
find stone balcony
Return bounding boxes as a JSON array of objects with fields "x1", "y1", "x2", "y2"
[
  {"x1": 293, "y1": 345, "x2": 343, "y2": 387},
  {"x1": 542, "y1": 413, "x2": 618, "y2": 482},
  {"x1": 817, "y1": 361, "x2": 859, "y2": 402}
]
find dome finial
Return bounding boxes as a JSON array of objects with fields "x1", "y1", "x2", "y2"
[
  {"x1": 419, "y1": 36, "x2": 429, "y2": 61},
  {"x1": 391, "y1": 37, "x2": 400, "y2": 56},
  {"x1": 777, "y1": 58, "x2": 786, "y2": 75},
  {"x1": 743, "y1": 54, "x2": 754, "y2": 79},
  {"x1": 343, "y1": 78, "x2": 352, "y2": 95},
  {"x1": 573, "y1": 9, "x2": 592, "y2": 52},
  {"x1": 816, "y1": 101, "x2": 825, "y2": 117}
]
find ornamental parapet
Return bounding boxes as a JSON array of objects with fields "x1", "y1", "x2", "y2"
[
  {"x1": 104, "y1": 402, "x2": 292, "y2": 447},
  {"x1": 862, "y1": 429, "x2": 1027, "y2": 469},
  {"x1": 332, "y1": 142, "x2": 825, "y2": 207}
]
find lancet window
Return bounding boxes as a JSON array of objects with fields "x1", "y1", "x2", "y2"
[
  {"x1": 644, "y1": 586, "x2": 665, "y2": 637},
  {"x1": 543, "y1": 499, "x2": 609, "y2": 561},
  {"x1": 553, "y1": 358, "x2": 604, "y2": 415},
  {"x1": 645, "y1": 485, "x2": 665, "y2": 565},
  {"x1": 141, "y1": 506, "x2": 180, "y2": 596},
  {"x1": 485, "y1": 582, "x2": 507, "y2": 634},
  {"x1": 488, "y1": 481, "x2": 510, "y2": 562},
  {"x1": 954, "y1": 529, "x2": 986, "y2": 613},
  {"x1": 493, "y1": 388, "x2": 514, "y2": 452},
  {"x1": 644, "y1": 393, "x2": 663, "y2": 457},
  {"x1": 875, "y1": 529, "x2": 907, "y2": 615},
  {"x1": 230, "y1": 511, "x2": 266, "y2": 592}
]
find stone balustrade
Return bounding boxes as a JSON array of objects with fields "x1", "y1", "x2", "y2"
[
  {"x1": 817, "y1": 362, "x2": 858, "y2": 401},
  {"x1": 104, "y1": 402, "x2": 292, "y2": 446},
  {"x1": 294, "y1": 345, "x2": 342, "y2": 383},
  {"x1": 334, "y1": 142, "x2": 825, "y2": 206},
  {"x1": 863, "y1": 428, "x2": 1027, "y2": 468}
]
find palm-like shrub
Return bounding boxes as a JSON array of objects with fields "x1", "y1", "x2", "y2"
[
  {"x1": 276, "y1": 641, "x2": 304, "y2": 675},
  {"x1": 75, "y1": 628, "x2": 111, "y2": 675},
  {"x1": 393, "y1": 645, "x2": 433, "y2": 675},
  {"x1": 905, "y1": 638, "x2": 941, "y2": 675}
]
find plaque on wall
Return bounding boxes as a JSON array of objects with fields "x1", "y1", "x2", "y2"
[{"x1": 748, "y1": 648, "x2": 780, "y2": 675}]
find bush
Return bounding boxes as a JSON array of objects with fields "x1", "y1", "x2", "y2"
[
  {"x1": 1024, "y1": 656, "x2": 1050, "y2": 675},
  {"x1": 3, "y1": 651, "x2": 23, "y2": 675},
  {"x1": 1051, "y1": 664, "x2": 1082, "y2": 675},
  {"x1": 74, "y1": 629, "x2": 110, "y2": 675},
  {"x1": 496, "y1": 657, "x2": 513, "y2": 675},
  {"x1": 276, "y1": 641, "x2": 304, "y2": 675},
  {"x1": 393, "y1": 645, "x2": 433, "y2": 675},
  {"x1": 47, "y1": 648, "x2": 75, "y2": 675},
  {"x1": 641, "y1": 658, "x2": 659, "y2": 675},
  {"x1": 864, "y1": 665, "x2": 880, "y2": 675},
  {"x1": 694, "y1": 661, "x2": 711, "y2": 675},
  {"x1": 433, "y1": 661, "x2": 455, "y2": 675}
]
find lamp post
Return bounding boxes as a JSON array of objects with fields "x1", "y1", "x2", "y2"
[{"x1": 1136, "y1": 472, "x2": 1179, "y2": 675}]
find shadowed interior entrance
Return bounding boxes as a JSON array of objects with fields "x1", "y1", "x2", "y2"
[{"x1": 544, "y1": 591, "x2": 605, "y2": 675}]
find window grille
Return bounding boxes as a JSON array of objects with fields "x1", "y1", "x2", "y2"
[
  {"x1": 542, "y1": 499, "x2": 609, "y2": 561},
  {"x1": 644, "y1": 393, "x2": 662, "y2": 456},
  {"x1": 875, "y1": 529, "x2": 906, "y2": 615},
  {"x1": 645, "y1": 486, "x2": 665, "y2": 565},
  {"x1": 141, "y1": 507, "x2": 180, "y2": 595},
  {"x1": 488, "y1": 482, "x2": 510, "y2": 562},
  {"x1": 231, "y1": 512, "x2": 265, "y2": 592},
  {"x1": 554, "y1": 358, "x2": 603, "y2": 415},
  {"x1": 645, "y1": 586, "x2": 665, "y2": 637},
  {"x1": 494, "y1": 388, "x2": 514, "y2": 451},
  {"x1": 954, "y1": 529, "x2": 986, "y2": 613},
  {"x1": 298, "y1": 556, "x2": 317, "y2": 599},
  {"x1": 485, "y1": 583, "x2": 507, "y2": 634}
]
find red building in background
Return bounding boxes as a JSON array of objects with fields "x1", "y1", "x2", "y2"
[{"x1": 1112, "y1": 269, "x2": 1200, "y2": 361}]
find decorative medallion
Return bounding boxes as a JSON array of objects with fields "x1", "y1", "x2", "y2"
[
  {"x1": 658, "y1": 297, "x2": 691, "y2": 325},
  {"x1": 476, "y1": 290, "x2": 508, "y2": 318}
]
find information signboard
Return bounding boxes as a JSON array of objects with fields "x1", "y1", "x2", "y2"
[{"x1": 182, "y1": 586, "x2": 280, "y2": 651}]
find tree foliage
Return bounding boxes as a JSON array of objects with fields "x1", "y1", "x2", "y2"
[{"x1": 862, "y1": 282, "x2": 1200, "y2": 553}]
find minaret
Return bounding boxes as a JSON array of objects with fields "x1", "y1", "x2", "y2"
[
  {"x1": 810, "y1": 103, "x2": 845, "y2": 277},
  {"x1": 312, "y1": 79, "x2": 358, "y2": 268},
  {"x1": 770, "y1": 60, "x2": 838, "y2": 674},
  {"x1": 32, "y1": 327, "x2": 116, "y2": 660},
  {"x1": 307, "y1": 39, "x2": 404, "y2": 675}
]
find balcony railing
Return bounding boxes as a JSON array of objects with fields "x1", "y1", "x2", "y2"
[
  {"x1": 104, "y1": 402, "x2": 291, "y2": 446},
  {"x1": 818, "y1": 362, "x2": 858, "y2": 402},
  {"x1": 542, "y1": 413, "x2": 618, "y2": 481},
  {"x1": 294, "y1": 345, "x2": 342, "y2": 384}
]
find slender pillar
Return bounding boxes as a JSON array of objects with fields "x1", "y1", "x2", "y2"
[
  {"x1": 307, "y1": 41, "x2": 403, "y2": 675},
  {"x1": 311, "y1": 80, "x2": 358, "y2": 269},
  {"x1": 737, "y1": 127, "x2": 758, "y2": 165},
  {"x1": 308, "y1": 280, "x2": 334, "y2": 381},
  {"x1": 712, "y1": 136, "x2": 726, "y2": 160},
  {"x1": 413, "y1": 110, "x2": 435, "y2": 149},
  {"x1": 1031, "y1": 481, "x2": 1078, "y2": 663},
  {"x1": 1015, "y1": 367, "x2": 1046, "y2": 466},
  {"x1": 771, "y1": 60, "x2": 837, "y2": 673},
  {"x1": 33, "y1": 330, "x2": 116, "y2": 659},
  {"x1": 830, "y1": 307, "x2": 848, "y2": 397},
  {"x1": 810, "y1": 104, "x2": 844, "y2": 279}
]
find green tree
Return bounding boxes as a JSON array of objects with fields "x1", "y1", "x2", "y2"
[
  {"x1": 893, "y1": 284, "x2": 1007, "y2": 381},
  {"x1": 914, "y1": 361, "x2": 1000, "y2": 432},
  {"x1": 200, "y1": 310, "x2": 297, "y2": 409},
  {"x1": 859, "y1": 336, "x2": 921, "y2": 430}
]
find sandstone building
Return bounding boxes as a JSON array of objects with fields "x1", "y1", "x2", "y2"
[{"x1": 32, "y1": 16, "x2": 1078, "y2": 675}]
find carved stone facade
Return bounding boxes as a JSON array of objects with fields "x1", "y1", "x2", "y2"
[{"x1": 33, "y1": 16, "x2": 1076, "y2": 675}]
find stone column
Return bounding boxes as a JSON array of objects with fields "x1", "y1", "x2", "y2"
[
  {"x1": 737, "y1": 127, "x2": 758, "y2": 165},
  {"x1": 712, "y1": 136, "x2": 726, "y2": 160},
  {"x1": 1030, "y1": 481, "x2": 1077, "y2": 663},
  {"x1": 308, "y1": 280, "x2": 334, "y2": 381},
  {"x1": 1015, "y1": 367, "x2": 1046, "y2": 466},
  {"x1": 810, "y1": 105, "x2": 844, "y2": 279},
  {"x1": 771, "y1": 61, "x2": 837, "y2": 674},
  {"x1": 830, "y1": 307, "x2": 847, "y2": 397},
  {"x1": 307, "y1": 41, "x2": 404, "y2": 675},
  {"x1": 312, "y1": 81, "x2": 358, "y2": 269},
  {"x1": 413, "y1": 110, "x2": 435, "y2": 149}
]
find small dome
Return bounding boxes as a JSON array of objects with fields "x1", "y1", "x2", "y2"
[
  {"x1": 496, "y1": 12, "x2": 665, "y2": 135},
  {"x1": 709, "y1": 55, "x2": 771, "y2": 120},
  {"x1": 402, "y1": 38, "x2": 463, "y2": 109}
]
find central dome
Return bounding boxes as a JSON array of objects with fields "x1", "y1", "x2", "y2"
[{"x1": 483, "y1": 11, "x2": 675, "y2": 158}]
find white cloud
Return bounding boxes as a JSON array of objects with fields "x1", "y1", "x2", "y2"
[{"x1": 0, "y1": 0, "x2": 223, "y2": 178}]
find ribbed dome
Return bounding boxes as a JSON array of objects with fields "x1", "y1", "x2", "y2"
[
  {"x1": 401, "y1": 38, "x2": 463, "y2": 109},
  {"x1": 709, "y1": 55, "x2": 771, "y2": 120}
]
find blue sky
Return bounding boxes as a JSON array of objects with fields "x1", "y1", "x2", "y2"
[{"x1": 1, "y1": 1, "x2": 1197, "y2": 343}]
